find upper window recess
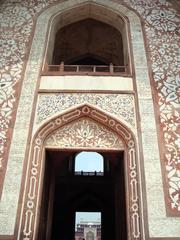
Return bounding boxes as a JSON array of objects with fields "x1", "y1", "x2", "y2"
[
  {"x1": 75, "y1": 151, "x2": 104, "y2": 176},
  {"x1": 44, "y1": 18, "x2": 130, "y2": 76}
]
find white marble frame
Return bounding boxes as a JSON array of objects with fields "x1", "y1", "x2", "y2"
[{"x1": 20, "y1": 105, "x2": 141, "y2": 240}]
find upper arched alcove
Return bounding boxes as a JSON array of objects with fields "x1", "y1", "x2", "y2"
[
  {"x1": 45, "y1": 3, "x2": 130, "y2": 75},
  {"x1": 52, "y1": 18, "x2": 124, "y2": 66}
]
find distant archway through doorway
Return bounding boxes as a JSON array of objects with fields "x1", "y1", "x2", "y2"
[{"x1": 19, "y1": 105, "x2": 141, "y2": 240}]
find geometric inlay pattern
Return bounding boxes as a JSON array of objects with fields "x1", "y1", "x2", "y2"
[{"x1": 36, "y1": 93, "x2": 135, "y2": 127}]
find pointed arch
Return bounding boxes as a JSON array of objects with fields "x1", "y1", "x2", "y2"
[
  {"x1": 35, "y1": 101, "x2": 136, "y2": 135},
  {"x1": 43, "y1": 0, "x2": 131, "y2": 69},
  {"x1": 19, "y1": 105, "x2": 141, "y2": 239},
  {"x1": 35, "y1": 103, "x2": 135, "y2": 144}
]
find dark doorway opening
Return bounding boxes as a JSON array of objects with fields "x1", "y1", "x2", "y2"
[{"x1": 38, "y1": 150, "x2": 127, "y2": 240}]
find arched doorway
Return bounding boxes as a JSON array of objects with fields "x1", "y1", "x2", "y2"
[{"x1": 19, "y1": 105, "x2": 141, "y2": 240}]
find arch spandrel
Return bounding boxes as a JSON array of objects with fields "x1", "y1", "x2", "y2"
[
  {"x1": 34, "y1": 98, "x2": 136, "y2": 136},
  {"x1": 36, "y1": 105, "x2": 135, "y2": 144}
]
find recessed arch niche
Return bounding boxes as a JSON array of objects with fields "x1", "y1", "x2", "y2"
[
  {"x1": 45, "y1": 3, "x2": 130, "y2": 70},
  {"x1": 52, "y1": 18, "x2": 124, "y2": 66},
  {"x1": 19, "y1": 105, "x2": 141, "y2": 240}
]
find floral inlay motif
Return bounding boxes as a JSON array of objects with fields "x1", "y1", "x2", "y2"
[
  {"x1": 143, "y1": 18, "x2": 180, "y2": 211},
  {"x1": 122, "y1": 0, "x2": 180, "y2": 213},
  {"x1": 0, "y1": 0, "x2": 179, "y2": 213},
  {"x1": 36, "y1": 93, "x2": 135, "y2": 127},
  {"x1": 45, "y1": 118, "x2": 125, "y2": 149}
]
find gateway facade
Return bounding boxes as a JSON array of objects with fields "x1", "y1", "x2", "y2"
[{"x1": 0, "y1": 0, "x2": 179, "y2": 239}]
